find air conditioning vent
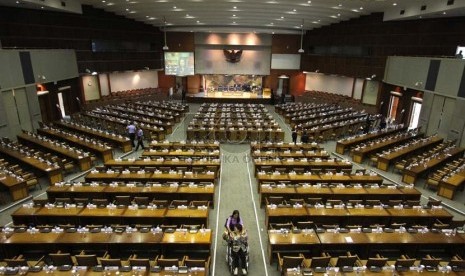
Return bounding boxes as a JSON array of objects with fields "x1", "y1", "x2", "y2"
[
  {"x1": 420, "y1": 5, "x2": 427, "y2": 11},
  {"x1": 400, "y1": 10, "x2": 405, "y2": 15},
  {"x1": 447, "y1": 0, "x2": 454, "y2": 6}
]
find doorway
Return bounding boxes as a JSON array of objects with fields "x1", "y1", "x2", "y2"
[{"x1": 408, "y1": 98, "x2": 422, "y2": 130}]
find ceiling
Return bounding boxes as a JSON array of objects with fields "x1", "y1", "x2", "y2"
[{"x1": 4, "y1": 0, "x2": 465, "y2": 34}]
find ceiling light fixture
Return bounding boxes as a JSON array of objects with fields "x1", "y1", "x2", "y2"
[
  {"x1": 298, "y1": 19, "x2": 305, "y2": 53},
  {"x1": 162, "y1": 17, "x2": 169, "y2": 51}
]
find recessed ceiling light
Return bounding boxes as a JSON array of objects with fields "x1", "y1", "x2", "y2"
[
  {"x1": 337, "y1": 13, "x2": 340, "y2": 16},
  {"x1": 393, "y1": 3, "x2": 397, "y2": 6},
  {"x1": 41, "y1": 6, "x2": 44, "y2": 9},
  {"x1": 359, "y1": 7, "x2": 363, "y2": 10},
  {"x1": 233, "y1": 21, "x2": 236, "y2": 24},
  {"x1": 146, "y1": 15, "x2": 149, "y2": 17},
  {"x1": 197, "y1": 20, "x2": 200, "y2": 23},
  {"x1": 443, "y1": 11, "x2": 447, "y2": 14},
  {"x1": 281, "y1": 16, "x2": 284, "y2": 19},
  {"x1": 126, "y1": 8, "x2": 129, "y2": 11},
  {"x1": 307, "y1": 1, "x2": 311, "y2": 3},
  {"x1": 233, "y1": 6, "x2": 237, "y2": 9},
  {"x1": 293, "y1": 9, "x2": 296, "y2": 12},
  {"x1": 16, "y1": 0, "x2": 19, "y2": 3},
  {"x1": 272, "y1": 32, "x2": 275, "y2": 34},
  {"x1": 233, "y1": 14, "x2": 236, "y2": 17},
  {"x1": 270, "y1": 22, "x2": 274, "y2": 25},
  {"x1": 101, "y1": 0, "x2": 105, "y2": 2},
  {"x1": 173, "y1": 6, "x2": 176, "y2": 9},
  {"x1": 186, "y1": 14, "x2": 189, "y2": 16},
  {"x1": 338, "y1": 3, "x2": 342, "y2": 7}
]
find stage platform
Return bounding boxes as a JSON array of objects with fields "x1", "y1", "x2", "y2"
[{"x1": 187, "y1": 91, "x2": 272, "y2": 104}]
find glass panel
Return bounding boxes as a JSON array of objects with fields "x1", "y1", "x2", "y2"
[{"x1": 408, "y1": 102, "x2": 422, "y2": 129}]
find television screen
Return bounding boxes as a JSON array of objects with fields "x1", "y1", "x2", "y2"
[{"x1": 164, "y1": 52, "x2": 195, "y2": 76}]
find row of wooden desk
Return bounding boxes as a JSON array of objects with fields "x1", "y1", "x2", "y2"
[
  {"x1": 46, "y1": 183, "x2": 215, "y2": 207},
  {"x1": 352, "y1": 132, "x2": 422, "y2": 164},
  {"x1": 335, "y1": 127, "x2": 407, "y2": 154},
  {"x1": 265, "y1": 205, "x2": 452, "y2": 228},
  {"x1": 186, "y1": 128, "x2": 285, "y2": 142},
  {"x1": 11, "y1": 205, "x2": 209, "y2": 227},
  {"x1": 259, "y1": 184, "x2": 421, "y2": 207},
  {"x1": 254, "y1": 160, "x2": 352, "y2": 174},
  {"x1": 268, "y1": 229, "x2": 465, "y2": 264},
  {"x1": 402, "y1": 147, "x2": 465, "y2": 185},
  {"x1": 1, "y1": 228, "x2": 211, "y2": 259},
  {"x1": 37, "y1": 127, "x2": 114, "y2": 162},
  {"x1": 0, "y1": 144, "x2": 63, "y2": 184},
  {"x1": 257, "y1": 174, "x2": 385, "y2": 191},
  {"x1": 17, "y1": 133, "x2": 92, "y2": 172},
  {"x1": 376, "y1": 136, "x2": 444, "y2": 171},
  {"x1": 85, "y1": 172, "x2": 216, "y2": 184},
  {"x1": 55, "y1": 121, "x2": 132, "y2": 153},
  {"x1": 104, "y1": 159, "x2": 220, "y2": 171}
]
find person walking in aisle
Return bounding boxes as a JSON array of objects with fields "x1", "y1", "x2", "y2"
[
  {"x1": 291, "y1": 127, "x2": 298, "y2": 144},
  {"x1": 127, "y1": 121, "x2": 136, "y2": 148},
  {"x1": 135, "y1": 127, "x2": 145, "y2": 151}
]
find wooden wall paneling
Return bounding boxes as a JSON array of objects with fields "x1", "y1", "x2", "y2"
[
  {"x1": 157, "y1": 71, "x2": 176, "y2": 93},
  {"x1": 187, "y1": 75, "x2": 201, "y2": 94}
]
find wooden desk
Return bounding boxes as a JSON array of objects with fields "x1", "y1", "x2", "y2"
[
  {"x1": 0, "y1": 173, "x2": 28, "y2": 201},
  {"x1": 18, "y1": 133, "x2": 92, "y2": 171},
  {"x1": 377, "y1": 136, "x2": 443, "y2": 171},
  {"x1": 84, "y1": 172, "x2": 216, "y2": 184},
  {"x1": 268, "y1": 230, "x2": 320, "y2": 264},
  {"x1": 352, "y1": 132, "x2": 422, "y2": 163},
  {"x1": 438, "y1": 173, "x2": 465, "y2": 200},
  {"x1": 335, "y1": 127, "x2": 407, "y2": 154},
  {"x1": 0, "y1": 145, "x2": 63, "y2": 184},
  {"x1": 37, "y1": 127, "x2": 114, "y2": 162},
  {"x1": 55, "y1": 121, "x2": 132, "y2": 153},
  {"x1": 164, "y1": 208, "x2": 209, "y2": 227},
  {"x1": 402, "y1": 147, "x2": 465, "y2": 184},
  {"x1": 265, "y1": 206, "x2": 308, "y2": 227}
]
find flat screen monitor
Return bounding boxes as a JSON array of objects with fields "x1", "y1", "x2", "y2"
[{"x1": 164, "y1": 52, "x2": 195, "y2": 76}]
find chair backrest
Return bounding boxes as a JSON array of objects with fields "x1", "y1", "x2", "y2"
[
  {"x1": 282, "y1": 256, "x2": 304, "y2": 270},
  {"x1": 115, "y1": 196, "x2": 131, "y2": 206},
  {"x1": 190, "y1": 200, "x2": 209, "y2": 207},
  {"x1": 449, "y1": 258, "x2": 465, "y2": 269},
  {"x1": 307, "y1": 198, "x2": 323, "y2": 205},
  {"x1": 366, "y1": 257, "x2": 388, "y2": 268},
  {"x1": 153, "y1": 200, "x2": 168, "y2": 208},
  {"x1": 5, "y1": 258, "x2": 28, "y2": 267},
  {"x1": 170, "y1": 200, "x2": 188, "y2": 207},
  {"x1": 335, "y1": 255, "x2": 358, "y2": 267},
  {"x1": 270, "y1": 222, "x2": 293, "y2": 230},
  {"x1": 129, "y1": 258, "x2": 151, "y2": 267},
  {"x1": 100, "y1": 258, "x2": 122, "y2": 267},
  {"x1": 75, "y1": 255, "x2": 98, "y2": 267},
  {"x1": 183, "y1": 258, "x2": 206, "y2": 268},
  {"x1": 91, "y1": 198, "x2": 108, "y2": 206},
  {"x1": 267, "y1": 196, "x2": 284, "y2": 205},
  {"x1": 420, "y1": 257, "x2": 440, "y2": 268},
  {"x1": 295, "y1": 221, "x2": 314, "y2": 230},
  {"x1": 49, "y1": 253, "x2": 73, "y2": 266},
  {"x1": 394, "y1": 258, "x2": 416, "y2": 268},
  {"x1": 310, "y1": 256, "x2": 331, "y2": 268},
  {"x1": 289, "y1": 198, "x2": 305, "y2": 205},
  {"x1": 74, "y1": 198, "x2": 89, "y2": 205},
  {"x1": 134, "y1": 196, "x2": 150, "y2": 206},
  {"x1": 55, "y1": 198, "x2": 72, "y2": 204},
  {"x1": 157, "y1": 258, "x2": 179, "y2": 268}
]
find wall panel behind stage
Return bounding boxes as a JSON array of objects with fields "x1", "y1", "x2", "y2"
[
  {"x1": 195, "y1": 48, "x2": 271, "y2": 75},
  {"x1": 109, "y1": 71, "x2": 158, "y2": 92}
]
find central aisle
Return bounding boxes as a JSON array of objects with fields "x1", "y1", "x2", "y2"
[{"x1": 212, "y1": 143, "x2": 272, "y2": 276}]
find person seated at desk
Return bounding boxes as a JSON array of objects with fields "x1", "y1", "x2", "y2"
[{"x1": 229, "y1": 224, "x2": 248, "y2": 275}]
